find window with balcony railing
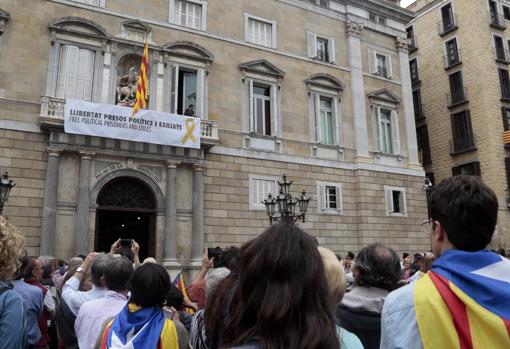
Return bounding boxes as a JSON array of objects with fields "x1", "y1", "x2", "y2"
[
  {"x1": 406, "y1": 26, "x2": 416, "y2": 51},
  {"x1": 451, "y1": 110, "x2": 476, "y2": 154},
  {"x1": 413, "y1": 89, "x2": 424, "y2": 121},
  {"x1": 445, "y1": 38, "x2": 460, "y2": 67},
  {"x1": 410, "y1": 58, "x2": 419, "y2": 83},
  {"x1": 448, "y1": 71, "x2": 466, "y2": 105},
  {"x1": 440, "y1": 3, "x2": 456, "y2": 34},
  {"x1": 417, "y1": 124, "x2": 431, "y2": 164},
  {"x1": 502, "y1": 107, "x2": 510, "y2": 131},
  {"x1": 489, "y1": 1, "x2": 506, "y2": 28},
  {"x1": 494, "y1": 35, "x2": 507, "y2": 62},
  {"x1": 499, "y1": 68, "x2": 510, "y2": 100}
]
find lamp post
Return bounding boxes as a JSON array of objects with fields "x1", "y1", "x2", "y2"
[
  {"x1": 0, "y1": 172, "x2": 15, "y2": 215},
  {"x1": 263, "y1": 174, "x2": 310, "y2": 225}
]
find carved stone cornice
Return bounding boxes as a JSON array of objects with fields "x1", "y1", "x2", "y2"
[
  {"x1": 0, "y1": 8, "x2": 10, "y2": 34},
  {"x1": 346, "y1": 20, "x2": 364, "y2": 37},
  {"x1": 395, "y1": 36, "x2": 411, "y2": 53}
]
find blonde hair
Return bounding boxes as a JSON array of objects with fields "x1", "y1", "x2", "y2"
[
  {"x1": 318, "y1": 246, "x2": 346, "y2": 306},
  {"x1": 0, "y1": 216, "x2": 25, "y2": 280}
]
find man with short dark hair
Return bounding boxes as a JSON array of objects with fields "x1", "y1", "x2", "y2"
[
  {"x1": 336, "y1": 243, "x2": 401, "y2": 349},
  {"x1": 74, "y1": 256, "x2": 133, "y2": 349},
  {"x1": 380, "y1": 176, "x2": 510, "y2": 348}
]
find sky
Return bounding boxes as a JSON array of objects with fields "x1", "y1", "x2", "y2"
[{"x1": 400, "y1": 0, "x2": 416, "y2": 7}]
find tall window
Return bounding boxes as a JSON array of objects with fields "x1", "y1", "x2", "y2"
[
  {"x1": 319, "y1": 97, "x2": 334, "y2": 145},
  {"x1": 445, "y1": 38, "x2": 460, "y2": 66},
  {"x1": 409, "y1": 59, "x2": 419, "y2": 82},
  {"x1": 380, "y1": 109, "x2": 393, "y2": 154},
  {"x1": 253, "y1": 84, "x2": 271, "y2": 136},
  {"x1": 494, "y1": 35, "x2": 506, "y2": 61},
  {"x1": 246, "y1": 16, "x2": 274, "y2": 48},
  {"x1": 505, "y1": 158, "x2": 510, "y2": 195},
  {"x1": 376, "y1": 54, "x2": 388, "y2": 77},
  {"x1": 316, "y1": 37, "x2": 329, "y2": 62},
  {"x1": 489, "y1": 1, "x2": 500, "y2": 25},
  {"x1": 417, "y1": 124, "x2": 431, "y2": 164},
  {"x1": 170, "y1": 66, "x2": 199, "y2": 116},
  {"x1": 175, "y1": 0, "x2": 202, "y2": 29},
  {"x1": 56, "y1": 45, "x2": 95, "y2": 101},
  {"x1": 504, "y1": 5, "x2": 510, "y2": 20},
  {"x1": 499, "y1": 68, "x2": 510, "y2": 99},
  {"x1": 413, "y1": 89, "x2": 424, "y2": 121},
  {"x1": 449, "y1": 71, "x2": 465, "y2": 105},
  {"x1": 451, "y1": 110, "x2": 475, "y2": 153},
  {"x1": 502, "y1": 107, "x2": 510, "y2": 130},
  {"x1": 406, "y1": 26, "x2": 416, "y2": 50},
  {"x1": 441, "y1": 3, "x2": 455, "y2": 32}
]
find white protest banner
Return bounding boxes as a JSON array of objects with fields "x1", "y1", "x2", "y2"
[{"x1": 64, "y1": 99, "x2": 201, "y2": 149}]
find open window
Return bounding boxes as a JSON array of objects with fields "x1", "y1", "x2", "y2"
[
  {"x1": 307, "y1": 32, "x2": 336, "y2": 64},
  {"x1": 163, "y1": 41, "x2": 214, "y2": 118},
  {"x1": 385, "y1": 186, "x2": 407, "y2": 216},
  {"x1": 239, "y1": 60, "x2": 284, "y2": 151},
  {"x1": 317, "y1": 181, "x2": 342, "y2": 214}
]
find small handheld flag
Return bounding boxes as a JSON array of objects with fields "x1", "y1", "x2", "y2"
[{"x1": 132, "y1": 38, "x2": 149, "y2": 117}]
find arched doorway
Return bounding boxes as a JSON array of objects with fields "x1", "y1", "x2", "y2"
[{"x1": 95, "y1": 177, "x2": 156, "y2": 260}]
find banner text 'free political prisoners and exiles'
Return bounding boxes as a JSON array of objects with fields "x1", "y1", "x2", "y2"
[{"x1": 64, "y1": 99, "x2": 201, "y2": 149}]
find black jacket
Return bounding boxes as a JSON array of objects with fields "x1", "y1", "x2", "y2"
[{"x1": 336, "y1": 304, "x2": 382, "y2": 349}]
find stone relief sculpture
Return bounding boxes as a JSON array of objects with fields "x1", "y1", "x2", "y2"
[{"x1": 116, "y1": 54, "x2": 142, "y2": 106}]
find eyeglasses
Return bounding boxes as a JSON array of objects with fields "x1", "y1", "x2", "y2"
[{"x1": 420, "y1": 219, "x2": 431, "y2": 234}]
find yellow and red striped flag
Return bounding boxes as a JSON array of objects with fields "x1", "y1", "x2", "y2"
[{"x1": 132, "y1": 39, "x2": 149, "y2": 117}]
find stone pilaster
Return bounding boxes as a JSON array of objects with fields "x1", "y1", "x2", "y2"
[
  {"x1": 74, "y1": 151, "x2": 94, "y2": 255},
  {"x1": 40, "y1": 147, "x2": 62, "y2": 256},
  {"x1": 396, "y1": 36, "x2": 420, "y2": 167},
  {"x1": 191, "y1": 163, "x2": 205, "y2": 264},
  {"x1": 346, "y1": 21, "x2": 370, "y2": 161},
  {"x1": 163, "y1": 160, "x2": 180, "y2": 270}
]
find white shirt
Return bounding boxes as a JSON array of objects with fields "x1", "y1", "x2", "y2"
[
  {"x1": 62, "y1": 276, "x2": 107, "y2": 316},
  {"x1": 74, "y1": 291, "x2": 128, "y2": 349}
]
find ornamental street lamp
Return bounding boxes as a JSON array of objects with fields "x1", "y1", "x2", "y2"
[
  {"x1": 263, "y1": 174, "x2": 310, "y2": 225},
  {"x1": 0, "y1": 172, "x2": 15, "y2": 215}
]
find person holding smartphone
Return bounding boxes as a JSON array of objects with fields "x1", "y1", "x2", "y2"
[{"x1": 109, "y1": 239, "x2": 141, "y2": 267}]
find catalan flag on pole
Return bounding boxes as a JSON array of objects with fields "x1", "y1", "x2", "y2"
[
  {"x1": 414, "y1": 250, "x2": 510, "y2": 348},
  {"x1": 173, "y1": 272, "x2": 195, "y2": 315},
  {"x1": 131, "y1": 38, "x2": 149, "y2": 117}
]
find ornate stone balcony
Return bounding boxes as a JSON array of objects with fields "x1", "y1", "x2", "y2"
[{"x1": 39, "y1": 96, "x2": 220, "y2": 147}]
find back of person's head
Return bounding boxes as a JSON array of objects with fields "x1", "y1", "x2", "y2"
[
  {"x1": 318, "y1": 247, "x2": 346, "y2": 306},
  {"x1": 90, "y1": 253, "x2": 109, "y2": 287},
  {"x1": 428, "y1": 175, "x2": 498, "y2": 251},
  {"x1": 402, "y1": 252, "x2": 409, "y2": 260},
  {"x1": 104, "y1": 256, "x2": 133, "y2": 292},
  {"x1": 224, "y1": 223, "x2": 339, "y2": 349},
  {"x1": 117, "y1": 246, "x2": 134, "y2": 262},
  {"x1": 165, "y1": 284, "x2": 184, "y2": 310},
  {"x1": 497, "y1": 248, "x2": 506, "y2": 257},
  {"x1": 129, "y1": 262, "x2": 170, "y2": 308},
  {"x1": 14, "y1": 255, "x2": 29, "y2": 280},
  {"x1": 354, "y1": 243, "x2": 401, "y2": 291},
  {"x1": 67, "y1": 257, "x2": 83, "y2": 272},
  {"x1": 0, "y1": 216, "x2": 24, "y2": 281},
  {"x1": 21, "y1": 256, "x2": 40, "y2": 280},
  {"x1": 347, "y1": 251, "x2": 355, "y2": 260}
]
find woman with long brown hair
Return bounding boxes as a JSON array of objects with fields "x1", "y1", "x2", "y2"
[{"x1": 220, "y1": 223, "x2": 341, "y2": 349}]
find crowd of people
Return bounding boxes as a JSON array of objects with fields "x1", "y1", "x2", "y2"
[{"x1": 0, "y1": 175, "x2": 509, "y2": 349}]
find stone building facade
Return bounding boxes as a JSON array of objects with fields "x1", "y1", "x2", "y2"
[
  {"x1": 0, "y1": 0, "x2": 428, "y2": 272},
  {"x1": 407, "y1": 0, "x2": 510, "y2": 247}
]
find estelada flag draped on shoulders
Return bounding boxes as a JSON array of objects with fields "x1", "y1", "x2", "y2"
[
  {"x1": 414, "y1": 249, "x2": 510, "y2": 349},
  {"x1": 132, "y1": 38, "x2": 149, "y2": 117}
]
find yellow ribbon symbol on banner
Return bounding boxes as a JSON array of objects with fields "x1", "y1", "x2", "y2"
[{"x1": 181, "y1": 118, "x2": 197, "y2": 144}]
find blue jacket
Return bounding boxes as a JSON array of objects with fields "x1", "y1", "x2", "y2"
[{"x1": 0, "y1": 280, "x2": 27, "y2": 349}]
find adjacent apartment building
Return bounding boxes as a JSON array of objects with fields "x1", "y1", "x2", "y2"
[
  {"x1": 407, "y1": 0, "x2": 510, "y2": 247},
  {"x1": 0, "y1": 0, "x2": 428, "y2": 273}
]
